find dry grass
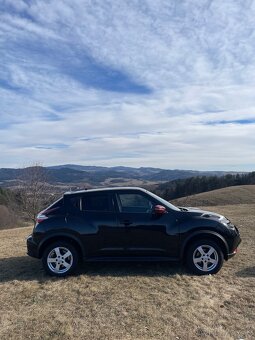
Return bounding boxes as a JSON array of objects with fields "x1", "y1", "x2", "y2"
[
  {"x1": 0, "y1": 204, "x2": 255, "y2": 340},
  {"x1": 0, "y1": 205, "x2": 24, "y2": 230},
  {"x1": 172, "y1": 185, "x2": 255, "y2": 207}
]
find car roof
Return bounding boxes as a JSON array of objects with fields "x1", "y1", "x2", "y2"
[{"x1": 64, "y1": 187, "x2": 148, "y2": 196}]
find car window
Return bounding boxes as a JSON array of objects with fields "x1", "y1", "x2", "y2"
[
  {"x1": 49, "y1": 197, "x2": 63, "y2": 209},
  {"x1": 117, "y1": 193, "x2": 153, "y2": 213},
  {"x1": 81, "y1": 193, "x2": 112, "y2": 212},
  {"x1": 69, "y1": 196, "x2": 82, "y2": 211}
]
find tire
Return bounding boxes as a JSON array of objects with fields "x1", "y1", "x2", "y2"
[
  {"x1": 42, "y1": 241, "x2": 79, "y2": 277},
  {"x1": 186, "y1": 239, "x2": 224, "y2": 275}
]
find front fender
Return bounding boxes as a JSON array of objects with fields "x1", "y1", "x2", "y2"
[{"x1": 180, "y1": 230, "x2": 229, "y2": 258}]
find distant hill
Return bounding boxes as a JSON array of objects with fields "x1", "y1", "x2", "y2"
[
  {"x1": 172, "y1": 185, "x2": 255, "y2": 207},
  {"x1": 155, "y1": 172, "x2": 255, "y2": 201},
  {"x1": 0, "y1": 164, "x2": 235, "y2": 188}
]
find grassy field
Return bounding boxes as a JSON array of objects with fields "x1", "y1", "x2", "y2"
[
  {"x1": 0, "y1": 191, "x2": 255, "y2": 339},
  {"x1": 172, "y1": 185, "x2": 255, "y2": 207}
]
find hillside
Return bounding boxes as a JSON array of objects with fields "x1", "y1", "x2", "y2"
[
  {"x1": 172, "y1": 185, "x2": 255, "y2": 207},
  {"x1": 0, "y1": 165, "x2": 234, "y2": 188}
]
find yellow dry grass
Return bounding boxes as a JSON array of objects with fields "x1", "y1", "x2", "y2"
[
  {"x1": 172, "y1": 185, "x2": 255, "y2": 207},
  {"x1": 0, "y1": 204, "x2": 254, "y2": 340}
]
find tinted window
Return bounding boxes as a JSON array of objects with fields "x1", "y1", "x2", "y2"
[
  {"x1": 81, "y1": 193, "x2": 112, "y2": 212},
  {"x1": 44, "y1": 197, "x2": 64, "y2": 215},
  {"x1": 118, "y1": 193, "x2": 153, "y2": 213},
  {"x1": 49, "y1": 197, "x2": 63, "y2": 209},
  {"x1": 69, "y1": 196, "x2": 81, "y2": 211}
]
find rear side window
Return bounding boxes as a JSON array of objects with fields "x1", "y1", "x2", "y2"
[
  {"x1": 69, "y1": 196, "x2": 82, "y2": 211},
  {"x1": 51, "y1": 197, "x2": 64, "y2": 208},
  {"x1": 44, "y1": 197, "x2": 64, "y2": 215},
  {"x1": 81, "y1": 193, "x2": 112, "y2": 212},
  {"x1": 48, "y1": 197, "x2": 63, "y2": 209}
]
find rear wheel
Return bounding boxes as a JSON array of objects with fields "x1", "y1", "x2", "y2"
[
  {"x1": 186, "y1": 239, "x2": 224, "y2": 275},
  {"x1": 42, "y1": 241, "x2": 79, "y2": 277}
]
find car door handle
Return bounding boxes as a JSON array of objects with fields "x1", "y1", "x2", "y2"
[{"x1": 121, "y1": 220, "x2": 132, "y2": 226}]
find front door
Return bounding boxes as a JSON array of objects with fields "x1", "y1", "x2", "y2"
[{"x1": 115, "y1": 191, "x2": 179, "y2": 257}]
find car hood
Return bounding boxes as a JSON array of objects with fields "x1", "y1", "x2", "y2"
[{"x1": 178, "y1": 206, "x2": 227, "y2": 222}]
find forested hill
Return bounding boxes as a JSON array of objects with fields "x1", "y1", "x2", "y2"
[
  {"x1": 155, "y1": 172, "x2": 255, "y2": 200},
  {"x1": 0, "y1": 165, "x2": 234, "y2": 187}
]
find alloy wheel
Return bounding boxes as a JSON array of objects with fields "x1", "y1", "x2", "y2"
[
  {"x1": 47, "y1": 246, "x2": 73, "y2": 274},
  {"x1": 192, "y1": 244, "x2": 219, "y2": 272}
]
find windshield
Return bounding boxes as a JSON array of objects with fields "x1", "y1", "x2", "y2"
[{"x1": 146, "y1": 190, "x2": 180, "y2": 211}]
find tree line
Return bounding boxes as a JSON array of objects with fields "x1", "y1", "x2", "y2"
[
  {"x1": 0, "y1": 165, "x2": 55, "y2": 229},
  {"x1": 154, "y1": 172, "x2": 255, "y2": 200}
]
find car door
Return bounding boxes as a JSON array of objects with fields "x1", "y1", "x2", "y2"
[
  {"x1": 65, "y1": 192, "x2": 126, "y2": 257},
  {"x1": 115, "y1": 190, "x2": 179, "y2": 258}
]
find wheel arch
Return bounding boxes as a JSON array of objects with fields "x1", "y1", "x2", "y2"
[
  {"x1": 38, "y1": 233, "x2": 85, "y2": 260},
  {"x1": 181, "y1": 231, "x2": 229, "y2": 261}
]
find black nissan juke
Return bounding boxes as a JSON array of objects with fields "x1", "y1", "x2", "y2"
[{"x1": 27, "y1": 187, "x2": 241, "y2": 277}]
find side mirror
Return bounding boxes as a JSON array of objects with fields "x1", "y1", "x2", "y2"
[{"x1": 154, "y1": 205, "x2": 167, "y2": 215}]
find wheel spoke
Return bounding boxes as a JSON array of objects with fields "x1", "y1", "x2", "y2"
[
  {"x1": 209, "y1": 258, "x2": 217, "y2": 264},
  {"x1": 54, "y1": 247, "x2": 61, "y2": 257},
  {"x1": 202, "y1": 261, "x2": 208, "y2": 271},
  {"x1": 55, "y1": 263, "x2": 61, "y2": 271},
  {"x1": 48, "y1": 258, "x2": 57, "y2": 263},
  {"x1": 62, "y1": 260, "x2": 71, "y2": 269},
  {"x1": 63, "y1": 250, "x2": 72, "y2": 259},
  {"x1": 194, "y1": 257, "x2": 203, "y2": 263},
  {"x1": 197, "y1": 246, "x2": 205, "y2": 256},
  {"x1": 207, "y1": 247, "x2": 215, "y2": 256}
]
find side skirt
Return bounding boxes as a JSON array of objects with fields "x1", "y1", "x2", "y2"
[{"x1": 85, "y1": 256, "x2": 180, "y2": 263}]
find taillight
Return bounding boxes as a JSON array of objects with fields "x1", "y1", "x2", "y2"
[
  {"x1": 36, "y1": 212, "x2": 48, "y2": 223},
  {"x1": 36, "y1": 207, "x2": 59, "y2": 223}
]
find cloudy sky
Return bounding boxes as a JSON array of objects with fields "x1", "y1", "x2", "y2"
[{"x1": 1, "y1": 0, "x2": 255, "y2": 170}]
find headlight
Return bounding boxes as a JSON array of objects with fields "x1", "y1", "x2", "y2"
[
  {"x1": 220, "y1": 216, "x2": 235, "y2": 230},
  {"x1": 221, "y1": 220, "x2": 229, "y2": 227},
  {"x1": 222, "y1": 219, "x2": 236, "y2": 231}
]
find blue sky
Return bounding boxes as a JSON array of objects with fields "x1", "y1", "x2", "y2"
[{"x1": 0, "y1": 0, "x2": 255, "y2": 170}]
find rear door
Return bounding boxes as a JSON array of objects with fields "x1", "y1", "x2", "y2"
[{"x1": 65, "y1": 192, "x2": 126, "y2": 257}]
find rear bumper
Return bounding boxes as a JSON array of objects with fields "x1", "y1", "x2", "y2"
[{"x1": 27, "y1": 235, "x2": 40, "y2": 258}]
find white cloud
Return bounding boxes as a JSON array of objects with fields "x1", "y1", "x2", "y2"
[{"x1": 0, "y1": 0, "x2": 255, "y2": 170}]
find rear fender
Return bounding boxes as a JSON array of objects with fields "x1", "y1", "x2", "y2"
[{"x1": 38, "y1": 232, "x2": 85, "y2": 259}]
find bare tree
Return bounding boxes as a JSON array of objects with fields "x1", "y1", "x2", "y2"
[{"x1": 17, "y1": 163, "x2": 51, "y2": 225}]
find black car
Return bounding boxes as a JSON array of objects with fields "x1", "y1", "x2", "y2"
[{"x1": 27, "y1": 187, "x2": 241, "y2": 277}]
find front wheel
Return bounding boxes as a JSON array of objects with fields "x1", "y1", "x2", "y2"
[
  {"x1": 42, "y1": 241, "x2": 79, "y2": 277},
  {"x1": 186, "y1": 239, "x2": 224, "y2": 275}
]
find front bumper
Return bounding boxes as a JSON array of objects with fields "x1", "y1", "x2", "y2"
[
  {"x1": 226, "y1": 233, "x2": 241, "y2": 260},
  {"x1": 27, "y1": 234, "x2": 40, "y2": 258}
]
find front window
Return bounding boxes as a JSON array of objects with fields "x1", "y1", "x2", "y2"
[
  {"x1": 117, "y1": 193, "x2": 153, "y2": 213},
  {"x1": 147, "y1": 191, "x2": 180, "y2": 211}
]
